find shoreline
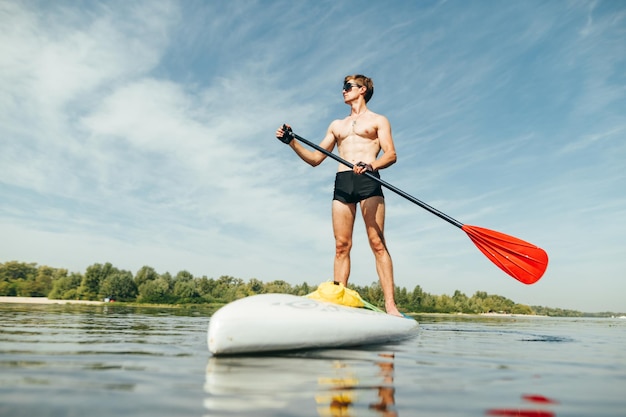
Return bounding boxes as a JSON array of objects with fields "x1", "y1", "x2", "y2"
[{"x1": 0, "y1": 296, "x2": 103, "y2": 305}]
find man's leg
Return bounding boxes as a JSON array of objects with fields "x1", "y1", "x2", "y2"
[
  {"x1": 332, "y1": 200, "x2": 356, "y2": 285},
  {"x1": 361, "y1": 196, "x2": 401, "y2": 316}
]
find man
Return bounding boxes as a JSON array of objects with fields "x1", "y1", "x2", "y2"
[{"x1": 275, "y1": 74, "x2": 403, "y2": 317}]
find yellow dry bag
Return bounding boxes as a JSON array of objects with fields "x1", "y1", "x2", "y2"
[{"x1": 306, "y1": 281, "x2": 364, "y2": 308}]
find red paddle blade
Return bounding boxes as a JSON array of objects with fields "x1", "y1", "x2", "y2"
[{"x1": 462, "y1": 225, "x2": 548, "y2": 285}]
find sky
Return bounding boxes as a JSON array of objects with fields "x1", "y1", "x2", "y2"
[{"x1": 1, "y1": 0, "x2": 624, "y2": 313}]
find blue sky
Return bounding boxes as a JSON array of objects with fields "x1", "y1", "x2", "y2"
[{"x1": 1, "y1": 0, "x2": 624, "y2": 312}]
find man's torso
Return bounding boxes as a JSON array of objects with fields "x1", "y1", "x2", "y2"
[{"x1": 333, "y1": 112, "x2": 381, "y2": 172}]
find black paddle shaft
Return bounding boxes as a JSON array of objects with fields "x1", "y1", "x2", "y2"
[{"x1": 288, "y1": 130, "x2": 465, "y2": 229}]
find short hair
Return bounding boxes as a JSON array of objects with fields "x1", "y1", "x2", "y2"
[{"x1": 344, "y1": 74, "x2": 374, "y2": 103}]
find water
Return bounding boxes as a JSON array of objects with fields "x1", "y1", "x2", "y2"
[{"x1": 1, "y1": 303, "x2": 624, "y2": 417}]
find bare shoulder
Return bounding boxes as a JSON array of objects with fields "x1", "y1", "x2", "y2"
[
  {"x1": 363, "y1": 111, "x2": 391, "y2": 136},
  {"x1": 328, "y1": 118, "x2": 346, "y2": 135},
  {"x1": 369, "y1": 110, "x2": 390, "y2": 125}
]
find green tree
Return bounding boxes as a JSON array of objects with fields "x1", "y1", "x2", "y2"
[
  {"x1": 264, "y1": 280, "x2": 292, "y2": 294},
  {"x1": 395, "y1": 286, "x2": 409, "y2": 307},
  {"x1": 293, "y1": 282, "x2": 313, "y2": 296},
  {"x1": 483, "y1": 294, "x2": 515, "y2": 313},
  {"x1": 247, "y1": 278, "x2": 266, "y2": 295},
  {"x1": 78, "y1": 263, "x2": 115, "y2": 300},
  {"x1": 419, "y1": 292, "x2": 437, "y2": 313},
  {"x1": 196, "y1": 277, "x2": 216, "y2": 301},
  {"x1": 135, "y1": 266, "x2": 159, "y2": 288},
  {"x1": 0, "y1": 261, "x2": 38, "y2": 296},
  {"x1": 408, "y1": 285, "x2": 424, "y2": 312},
  {"x1": 49, "y1": 273, "x2": 83, "y2": 299},
  {"x1": 474, "y1": 291, "x2": 489, "y2": 300},
  {"x1": 438, "y1": 294, "x2": 451, "y2": 312},
  {"x1": 0, "y1": 261, "x2": 37, "y2": 281},
  {"x1": 138, "y1": 277, "x2": 173, "y2": 303},
  {"x1": 511, "y1": 304, "x2": 534, "y2": 315},
  {"x1": 160, "y1": 272, "x2": 174, "y2": 291},
  {"x1": 175, "y1": 270, "x2": 194, "y2": 282},
  {"x1": 99, "y1": 271, "x2": 138, "y2": 301},
  {"x1": 23, "y1": 265, "x2": 58, "y2": 297},
  {"x1": 173, "y1": 279, "x2": 200, "y2": 302},
  {"x1": 365, "y1": 282, "x2": 385, "y2": 308},
  {"x1": 211, "y1": 276, "x2": 244, "y2": 302},
  {"x1": 452, "y1": 290, "x2": 470, "y2": 313}
]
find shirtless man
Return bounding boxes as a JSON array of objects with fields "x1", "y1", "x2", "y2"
[{"x1": 276, "y1": 74, "x2": 402, "y2": 316}]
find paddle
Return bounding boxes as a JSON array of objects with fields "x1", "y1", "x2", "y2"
[{"x1": 279, "y1": 126, "x2": 548, "y2": 285}]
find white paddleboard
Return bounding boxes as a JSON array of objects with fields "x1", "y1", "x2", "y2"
[{"x1": 207, "y1": 293, "x2": 419, "y2": 355}]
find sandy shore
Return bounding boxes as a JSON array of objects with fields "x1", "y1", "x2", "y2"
[{"x1": 0, "y1": 296, "x2": 103, "y2": 305}]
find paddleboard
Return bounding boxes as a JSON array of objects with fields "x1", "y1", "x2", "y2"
[{"x1": 207, "y1": 293, "x2": 419, "y2": 355}]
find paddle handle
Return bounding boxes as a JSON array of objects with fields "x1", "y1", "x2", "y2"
[{"x1": 290, "y1": 131, "x2": 464, "y2": 229}]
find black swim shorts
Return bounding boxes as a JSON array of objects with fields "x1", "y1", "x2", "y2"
[{"x1": 333, "y1": 171, "x2": 384, "y2": 204}]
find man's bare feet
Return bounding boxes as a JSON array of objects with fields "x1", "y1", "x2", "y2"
[{"x1": 385, "y1": 304, "x2": 404, "y2": 317}]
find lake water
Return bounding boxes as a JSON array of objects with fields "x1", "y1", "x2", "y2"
[{"x1": 0, "y1": 303, "x2": 624, "y2": 417}]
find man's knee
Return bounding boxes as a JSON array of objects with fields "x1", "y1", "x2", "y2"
[
  {"x1": 368, "y1": 236, "x2": 388, "y2": 256},
  {"x1": 335, "y1": 238, "x2": 352, "y2": 256}
]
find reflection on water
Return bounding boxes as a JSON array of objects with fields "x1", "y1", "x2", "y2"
[
  {"x1": 2, "y1": 303, "x2": 624, "y2": 416},
  {"x1": 315, "y1": 353, "x2": 397, "y2": 417},
  {"x1": 485, "y1": 393, "x2": 560, "y2": 417},
  {"x1": 204, "y1": 350, "x2": 399, "y2": 417}
]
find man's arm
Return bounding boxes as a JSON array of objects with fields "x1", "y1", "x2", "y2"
[
  {"x1": 371, "y1": 115, "x2": 397, "y2": 171},
  {"x1": 279, "y1": 124, "x2": 336, "y2": 167}
]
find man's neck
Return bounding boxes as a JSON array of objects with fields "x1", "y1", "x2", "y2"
[{"x1": 349, "y1": 102, "x2": 368, "y2": 116}]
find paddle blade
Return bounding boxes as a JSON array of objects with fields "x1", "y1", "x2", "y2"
[{"x1": 462, "y1": 225, "x2": 548, "y2": 285}]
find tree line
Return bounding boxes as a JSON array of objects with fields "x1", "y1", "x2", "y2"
[{"x1": 0, "y1": 260, "x2": 588, "y2": 316}]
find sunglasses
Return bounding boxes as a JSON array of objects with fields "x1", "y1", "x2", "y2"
[{"x1": 343, "y1": 82, "x2": 362, "y2": 91}]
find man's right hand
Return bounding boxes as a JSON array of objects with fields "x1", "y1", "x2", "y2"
[
  {"x1": 276, "y1": 124, "x2": 294, "y2": 144},
  {"x1": 355, "y1": 162, "x2": 375, "y2": 174}
]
